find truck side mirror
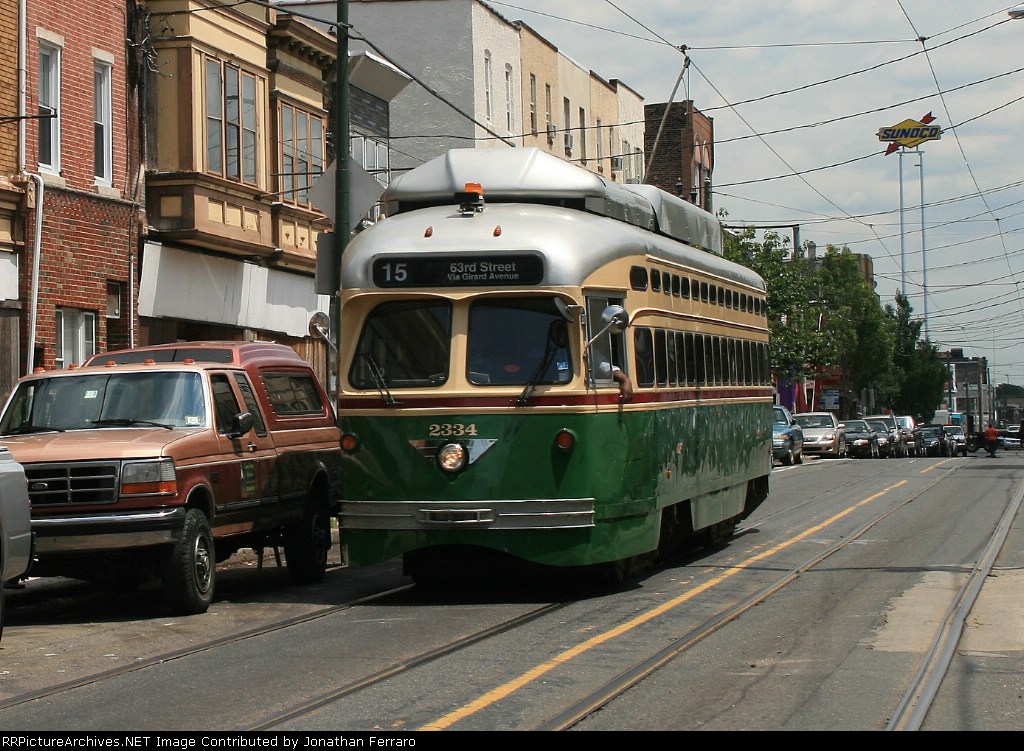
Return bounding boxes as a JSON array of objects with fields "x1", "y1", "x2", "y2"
[{"x1": 229, "y1": 412, "x2": 254, "y2": 438}]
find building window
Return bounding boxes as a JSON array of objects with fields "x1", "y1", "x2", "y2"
[
  {"x1": 484, "y1": 51, "x2": 493, "y2": 122},
  {"x1": 280, "y1": 104, "x2": 324, "y2": 205},
  {"x1": 544, "y1": 84, "x2": 552, "y2": 137},
  {"x1": 94, "y1": 60, "x2": 112, "y2": 185},
  {"x1": 596, "y1": 119, "x2": 603, "y2": 166},
  {"x1": 352, "y1": 135, "x2": 390, "y2": 220},
  {"x1": 578, "y1": 107, "x2": 587, "y2": 162},
  {"x1": 56, "y1": 308, "x2": 96, "y2": 369},
  {"x1": 106, "y1": 282, "x2": 121, "y2": 318},
  {"x1": 205, "y1": 59, "x2": 259, "y2": 184},
  {"x1": 505, "y1": 64, "x2": 514, "y2": 133},
  {"x1": 529, "y1": 74, "x2": 537, "y2": 134},
  {"x1": 38, "y1": 42, "x2": 61, "y2": 172},
  {"x1": 562, "y1": 98, "x2": 572, "y2": 152}
]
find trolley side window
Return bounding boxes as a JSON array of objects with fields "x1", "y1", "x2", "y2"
[
  {"x1": 350, "y1": 300, "x2": 452, "y2": 389},
  {"x1": 633, "y1": 328, "x2": 655, "y2": 388},
  {"x1": 467, "y1": 297, "x2": 572, "y2": 386},
  {"x1": 585, "y1": 295, "x2": 628, "y2": 388}
]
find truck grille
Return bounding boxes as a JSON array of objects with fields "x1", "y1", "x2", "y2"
[{"x1": 25, "y1": 461, "x2": 120, "y2": 506}]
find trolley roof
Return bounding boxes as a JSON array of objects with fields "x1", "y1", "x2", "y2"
[{"x1": 380, "y1": 148, "x2": 722, "y2": 255}]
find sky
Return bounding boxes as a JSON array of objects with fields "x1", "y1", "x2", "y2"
[{"x1": 483, "y1": 1, "x2": 1024, "y2": 385}]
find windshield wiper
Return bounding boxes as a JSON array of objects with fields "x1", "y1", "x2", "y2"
[
  {"x1": 359, "y1": 352, "x2": 401, "y2": 407},
  {"x1": 517, "y1": 330, "x2": 559, "y2": 406},
  {"x1": 91, "y1": 418, "x2": 174, "y2": 430}
]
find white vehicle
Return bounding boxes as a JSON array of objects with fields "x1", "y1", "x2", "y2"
[
  {"x1": 0, "y1": 446, "x2": 33, "y2": 641},
  {"x1": 943, "y1": 425, "x2": 969, "y2": 456},
  {"x1": 794, "y1": 412, "x2": 847, "y2": 458}
]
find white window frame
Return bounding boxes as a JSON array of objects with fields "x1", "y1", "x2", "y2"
[
  {"x1": 578, "y1": 107, "x2": 587, "y2": 162},
  {"x1": 544, "y1": 84, "x2": 553, "y2": 137},
  {"x1": 505, "y1": 64, "x2": 514, "y2": 134},
  {"x1": 38, "y1": 41, "x2": 62, "y2": 173},
  {"x1": 484, "y1": 51, "x2": 493, "y2": 122},
  {"x1": 55, "y1": 308, "x2": 97, "y2": 369},
  {"x1": 529, "y1": 74, "x2": 537, "y2": 134},
  {"x1": 94, "y1": 59, "x2": 113, "y2": 186}
]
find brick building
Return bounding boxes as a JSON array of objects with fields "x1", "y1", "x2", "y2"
[{"x1": 16, "y1": 0, "x2": 141, "y2": 379}]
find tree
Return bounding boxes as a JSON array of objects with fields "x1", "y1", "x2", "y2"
[
  {"x1": 814, "y1": 248, "x2": 890, "y2": 392},
  {"x1": 885, "y1": 292, "x2": 947, "y2": 420},
  {"x1": 723, "y1": 224, "x2": 940, "y2": 419},
  {"x1": 723, "y1": 228, "x2": 821, "y2": 382}
]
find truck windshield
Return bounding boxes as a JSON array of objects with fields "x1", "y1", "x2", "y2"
[{"x1": 0, "y1": 371, "x2": 207, "y2": 433}]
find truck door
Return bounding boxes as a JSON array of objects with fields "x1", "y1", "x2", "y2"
[{"x1": 210, "y1": 372, "x2": 277, "y2": 529}]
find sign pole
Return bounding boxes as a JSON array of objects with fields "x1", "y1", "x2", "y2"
[
  {"x1": 918, "y1": 148, "x2": 927, "y2": 340},
  {"x1": 898, "y1": 150, "x2": 906, "y2": 297},
  {"x1": 877, "y1": 113, "x2": 941, "y2": 339}
]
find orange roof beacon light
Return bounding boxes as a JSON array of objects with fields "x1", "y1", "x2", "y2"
[{"x1": 456, "y1": 182, "x2": 485, "y2": 213}]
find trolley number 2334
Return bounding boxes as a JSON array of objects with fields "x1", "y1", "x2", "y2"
[{"x1": 428, "y1": 423, "x2": 479, "y2": 437}]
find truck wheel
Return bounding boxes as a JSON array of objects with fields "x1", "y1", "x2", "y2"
[
  {"x1": 161, "y1": 508, "x2": 215, "y2": 615},
  {"x1": 284, "y1": 504, "x2": 331, "y2": 585}
]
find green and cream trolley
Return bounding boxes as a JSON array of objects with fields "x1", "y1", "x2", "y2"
[{"x1": 336, "y1": 148, "x2": 772, "y2": 582}]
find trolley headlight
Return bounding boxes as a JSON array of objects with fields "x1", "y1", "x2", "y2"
[
  {"x1": 341, "y1": 432, "x2": 361, "y2": 453},
  {"x1": 436, "y1": 442, "x2": 468, "y2": 473},
  {"x1": 554, "y1": 428, "x2": 576, "y2": 452}
]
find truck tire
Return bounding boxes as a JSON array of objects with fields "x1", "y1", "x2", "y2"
[
  {"x1": 284, "y1": 504, "x2": 331, "y2": 585},
  {"x1": 161, "y1": 509, "x2": 215, "y2": 615}
]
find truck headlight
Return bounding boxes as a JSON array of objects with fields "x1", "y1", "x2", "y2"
[{"x1": 121, "y1": 459, "x2": 177, "y2": 496}]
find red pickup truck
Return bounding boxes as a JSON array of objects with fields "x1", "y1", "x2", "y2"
[{"x1": 0, "y1": 341, "x2": 342, "y2": 614}]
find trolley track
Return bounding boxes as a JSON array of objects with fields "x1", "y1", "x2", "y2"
[
  {"x1": 1, "y1": 459, "x2": 1018, "y2": 730},
  {"x1": 251, "y1": 461, "x2": 998, "y2": 731}
]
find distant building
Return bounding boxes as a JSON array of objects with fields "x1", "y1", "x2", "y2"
[{"x1": 644, "y1": 100, "x2": 713, "y2": 209}]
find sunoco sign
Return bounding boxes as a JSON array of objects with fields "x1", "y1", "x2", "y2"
[{"x1": 877, "y1": 112, "x2": 942, "y2": 154}]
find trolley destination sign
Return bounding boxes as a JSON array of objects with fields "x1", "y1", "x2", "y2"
[
  {"x1": 877, "y1": 112, "x2": 942, "y2": 154},
  {"x1": 372, "y1": 253, "x2": 544, "y2": 287}
]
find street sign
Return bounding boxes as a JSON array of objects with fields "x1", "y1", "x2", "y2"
[{"x1": 309, "y1": 158, "x2": 385, "y2": 225}]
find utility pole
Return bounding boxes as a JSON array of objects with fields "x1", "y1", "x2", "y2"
[{"x1": 330, "y1": 0, "x2": 350, "y2": 403}]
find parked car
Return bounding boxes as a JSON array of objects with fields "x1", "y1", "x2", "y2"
[
  {"x1": 0, "y1": 446, "x2": 33, "y2": 641},
  {"x1": 866, "y1": 419, "x2": 896, "y2": 457},
  {"x1": 944, "y1": 425, "x2": 969, "y2": 456},
  {"x1": 793, "y1": 411, "x2": 846, "y2": 458},
  {"x1": 772, "y1": 405, "x2": 804, "y2": 466},
  {"x1": 917, "y1": 425, "x2": 952, "y2": 457},
  {"x1": 0, "y1": 341, "x2": 343, "y2": 615},
  {"x1": 864, "y1": 414, "x2": 911, "y2": 457},
  {"x1": 895, "y1": 415, "x2": 918, "y2": 456},
  {"x1": 841, "y1": 419, "x2": 880, "y2": 458}
]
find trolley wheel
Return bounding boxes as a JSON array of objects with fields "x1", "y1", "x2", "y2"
[
  {"x1": 161, "y1": 508, "x2": 215, "y2": 615},
  {"x1": 284, "y1": 504, "x2": 332, "y2": 585}
]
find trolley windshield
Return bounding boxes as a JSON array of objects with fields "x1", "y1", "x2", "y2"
[{"x1": 349, "y1": 296, "x2": 573, "y2": 389}]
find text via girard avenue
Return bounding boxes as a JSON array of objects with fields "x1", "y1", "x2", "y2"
[{"x1": 0, "y1": 736, "x2": 419, "y2": 749}]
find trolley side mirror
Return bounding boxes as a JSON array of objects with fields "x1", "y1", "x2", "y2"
[{"x1": 586, "y1": 305, "x2": 630, "y2": 348}]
